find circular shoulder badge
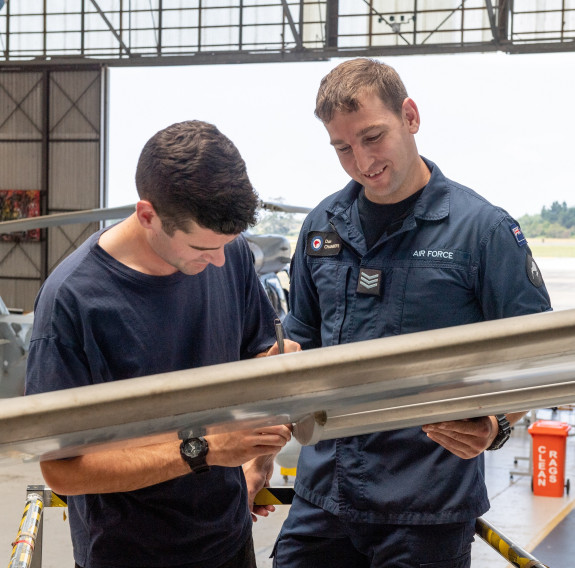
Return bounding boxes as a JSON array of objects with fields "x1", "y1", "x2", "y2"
[
  {"x1": 526, "y1": 254, "x2": 544, "y2": 288},
  {"x1": 311, "y1": 235, "x2": 324, "y2": 251}
]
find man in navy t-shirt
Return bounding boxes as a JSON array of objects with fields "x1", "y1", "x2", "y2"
[{"x1": 25, "y1": 120, "x2": 299, "y2": 568}]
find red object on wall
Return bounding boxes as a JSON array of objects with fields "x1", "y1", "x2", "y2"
[
  {"x1": 528, "y1": 420, "x2": 571, "y2": 497},
  {"x1": 0, "y1": 190, "x2": 41, "y2": 241}
]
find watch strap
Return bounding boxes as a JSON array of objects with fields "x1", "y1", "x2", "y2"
[{"x1": 486, "y1": 414, "x2": 511, "y2": 451}]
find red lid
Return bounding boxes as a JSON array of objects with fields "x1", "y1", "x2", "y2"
[{"x1": 528, "y1": 420, "x2": 571, "y2": 437}]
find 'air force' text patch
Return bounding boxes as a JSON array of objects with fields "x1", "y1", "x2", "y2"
[{"x1": 306, "y1": 232, "x2": 342, "y2": 256}]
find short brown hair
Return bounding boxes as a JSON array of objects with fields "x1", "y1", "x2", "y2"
[
  {"x1": 135, "y1": 120, "x2": 258, "y2": 236},
  {"x1": 315, "y1": 58, "x2": 408, "y2": 123}
]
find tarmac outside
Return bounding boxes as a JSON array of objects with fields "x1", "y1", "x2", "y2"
[{"x1": 1, "y1": 256, "x2": 574, "y2": 568}]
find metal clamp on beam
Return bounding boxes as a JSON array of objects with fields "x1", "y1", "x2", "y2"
[{"x1": 293, "y1": 411, "x2": 327, "y2": 445}]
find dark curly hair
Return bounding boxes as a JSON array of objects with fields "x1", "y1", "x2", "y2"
[{"x1": 135, "y1": 120, "x2": 259, "y2": 236}]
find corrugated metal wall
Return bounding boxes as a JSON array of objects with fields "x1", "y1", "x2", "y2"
[{"x1": 0, "y1": 66, "x2": 107, "y2": 312}]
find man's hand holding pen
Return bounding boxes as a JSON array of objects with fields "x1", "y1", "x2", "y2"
[
  {"x1": 246, "y1": 319, "x2": 299, "y2": 522},
  {"x1": 267, "y1": 318, "x2": 301, "y2": 356}
]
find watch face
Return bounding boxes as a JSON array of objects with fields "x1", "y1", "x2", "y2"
[
  {"x1": 181, "y1": 437, "x2": 210, "y2": 473},
  {"x1": 184, "y1": 438, "x2": 205, "y2": 458}
]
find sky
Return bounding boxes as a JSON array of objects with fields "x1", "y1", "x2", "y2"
[{"x1": 108, "y1": 51, "x2": 575, "y2": 219}]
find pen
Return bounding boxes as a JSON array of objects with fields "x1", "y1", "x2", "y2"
[{"x1": 274, "y1": 318, "x2": 285, "y2": 354}]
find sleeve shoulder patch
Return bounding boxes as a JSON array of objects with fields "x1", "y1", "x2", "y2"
[
  {"x1": 526, "y1": 254, "x2": 544, "y2": 288},
  {"x1": 509, "y1": 223, "x2": 527, "y2": 247}
]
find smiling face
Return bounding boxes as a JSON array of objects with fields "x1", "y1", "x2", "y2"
[{"x1": 325, "y1": 90, "x2": 430, "y2": 204}]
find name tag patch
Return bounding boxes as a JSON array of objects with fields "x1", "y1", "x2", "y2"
[
  {"x1": 357, "y1": 268, "x2": 382, "y2": 296},
  {"x1": 306, "y1": 232, "x2": 342, "y2": 257}
]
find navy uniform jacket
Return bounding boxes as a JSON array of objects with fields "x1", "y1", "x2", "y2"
[{"x1": 284, "y1": 158, "x2": 551, "y2": 524}]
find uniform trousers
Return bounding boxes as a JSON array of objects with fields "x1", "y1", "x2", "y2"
[{"x1": 272, "y1": 495, "x2": 475, "y2": 568}]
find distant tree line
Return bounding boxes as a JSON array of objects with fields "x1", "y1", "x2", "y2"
[
  {"x1": 519, "y1": 201, "x2": 575, "y2": 238},
  {"x1": 254, "y1": 198, "x2": 575, "y2": 239}
]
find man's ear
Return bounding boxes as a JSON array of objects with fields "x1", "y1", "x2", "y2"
[
  {"x1": 402, "y1": 97, "x2": 421, "y2": 134},
  {"x1": 135, "y1": 200, "x2": 158, "y2": 229}
]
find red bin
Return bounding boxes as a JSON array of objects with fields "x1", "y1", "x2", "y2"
[{"x1": 528, "y1": 420, "x2": 571, "y2": 497}]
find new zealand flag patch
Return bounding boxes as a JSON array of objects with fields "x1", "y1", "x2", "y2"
[{"x1": 509, "y1": 223, "x2": 527, "y2": 247}]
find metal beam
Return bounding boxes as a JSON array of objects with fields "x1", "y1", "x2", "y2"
[
  {"x1": 1, "y1": 2, "x2": 575, "y2": 67},
  {"x1": 259, "y1": 200, "x2": 312, "y2": 214},
  {"x1": 279, "y1": 0, "x2": 303, "y2": 49},
  {"x1": 1, "y1": 309, "x2": 574, "y2": 463},
  {"x1": 0, "y1": 37, "x2": 573, "y2": 70},
  {"x1": 325, "y1": 0, "x2": 339, "y2": 48},
  {"x1": 475, "y1": 517, "x2": 549, "y2": 568},
  {"x1": 0, "y1": 205, "x2": 135, "y2": 233},
  {"x1": 0, "y1": 200, "x2": 310, "y2": 234},
  {"x1": 484, "y1": 0, "x2": 500, "y2": 45},
  {"x1": 89, "y1": 0, "x2": 132, "y2": 57}
]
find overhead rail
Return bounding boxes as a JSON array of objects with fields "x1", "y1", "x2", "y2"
[{"x1": 0, "y1": 1, "x2": 574, "y2": 67}]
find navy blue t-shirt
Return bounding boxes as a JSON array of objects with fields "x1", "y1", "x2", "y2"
[{"x1": 26, "y1": 229, "x2": 278, "y2": 568}]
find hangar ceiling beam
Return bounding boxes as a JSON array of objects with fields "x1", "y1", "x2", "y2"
[
  {"x1": 89, "y1": 0, "x2": 132, "y2": 57},
  {"x1": 280, "y1": 0, "x2": 303, "y2": 49},
  {"x1": 485, "y1": 0, "x2": 500, "y2": 44},
  {"x1": 0, "y1": 2, "x2": 574, "y2": 67}
]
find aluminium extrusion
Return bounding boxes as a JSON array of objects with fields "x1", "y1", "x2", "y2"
[{"x1": 0, "y1": 309, "x2": 574, "y2": 462}]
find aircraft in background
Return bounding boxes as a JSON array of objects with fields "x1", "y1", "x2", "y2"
[{"x1": 0, "y1": 200, "x2": 310, "y2": 398}]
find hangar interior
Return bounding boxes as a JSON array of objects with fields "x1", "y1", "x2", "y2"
[{"x1": 0, "y1": 0, "x2": 574, "y2": 310}]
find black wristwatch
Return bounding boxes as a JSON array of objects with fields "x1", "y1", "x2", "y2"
[
  {"x1": 180, "y1": 436, "x2": 210, "y2": 474},
  {"x1": 486, "y1": 414, "x2": 511, "y2": 451}
]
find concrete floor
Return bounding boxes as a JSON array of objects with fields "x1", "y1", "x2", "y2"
[
  {"x1": 471, "y1": 408, "x2": 575, "y2": 567},
  {"x1": 2, "y1": 256, "x2": 574, "y2": 567}
]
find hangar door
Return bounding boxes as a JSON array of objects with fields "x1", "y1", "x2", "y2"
[{"x1": 0, "y1": 65, "x2": 107, "y2": 312}]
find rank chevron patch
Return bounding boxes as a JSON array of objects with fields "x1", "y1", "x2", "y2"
[{"x1": 356, "y1": 268, "x2": 382, "y2": 296}]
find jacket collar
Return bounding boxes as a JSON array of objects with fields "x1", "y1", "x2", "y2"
[
  {"x1": 414, "y1": 157, "x2": 450, "y2": 222},
  {"x1": 326, "y1": 156, "x2": 451, "y2": 223}
]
